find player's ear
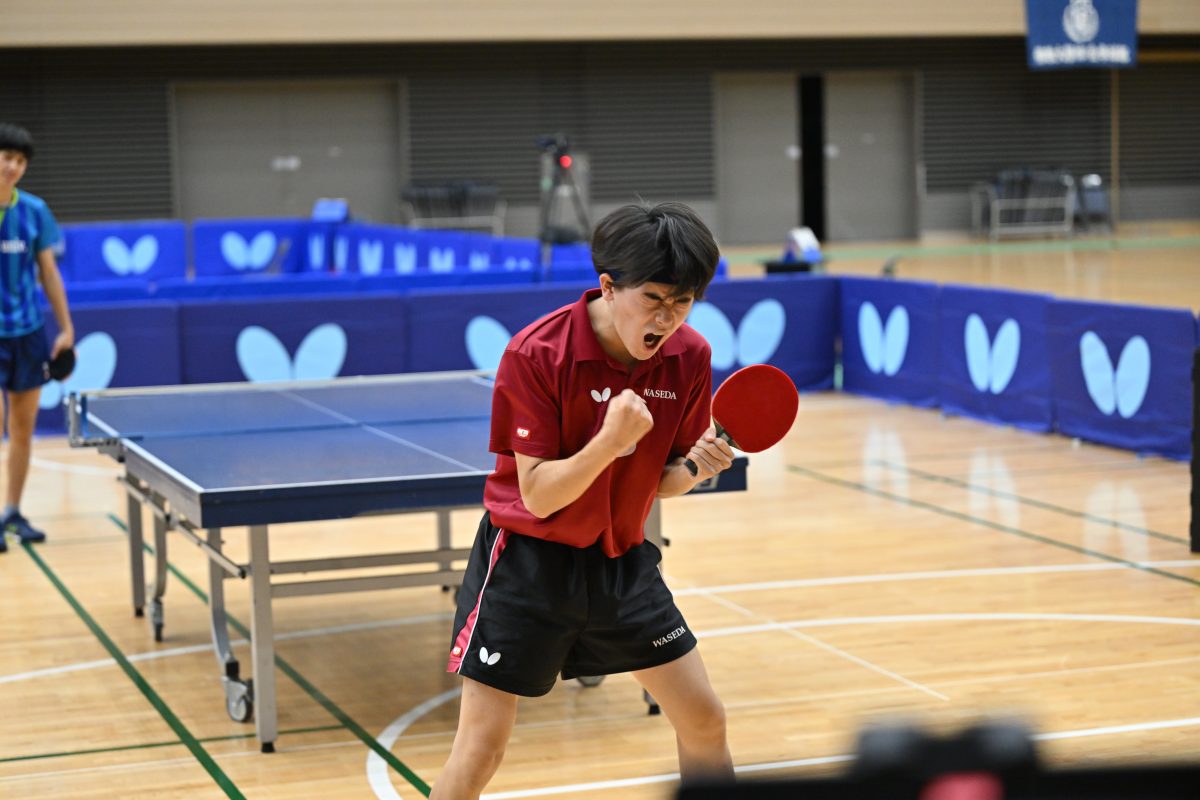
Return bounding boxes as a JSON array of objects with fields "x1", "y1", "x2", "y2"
[{"x1": 598, "y1": 272, "x2": 617, "y2": 299}]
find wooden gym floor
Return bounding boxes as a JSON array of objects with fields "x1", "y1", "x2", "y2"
[{"x1": 0, "y1": 224, "x2": 1198, "y2": 798}]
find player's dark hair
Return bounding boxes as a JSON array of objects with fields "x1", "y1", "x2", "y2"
[
  {"x1": 0, "y1": 123, "x2": 34, "y2": 160},
  {"x1": 591, "y1": 202, "x2": 719, "y2": 300}
]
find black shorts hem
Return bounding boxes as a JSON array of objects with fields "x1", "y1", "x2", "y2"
[
  {"x1": 562, "y1": 632, "x2": 698, "y2": 681},
  {"x1": 455, "y1": 666, "x2": 557, "y2": 698}
]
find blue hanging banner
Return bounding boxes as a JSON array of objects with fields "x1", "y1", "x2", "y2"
[{"x1": 1026, "y1": 0, "x2": 1138, "y2": 70}]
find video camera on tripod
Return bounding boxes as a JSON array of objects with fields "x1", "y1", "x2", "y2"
[{"x1": 536, "y1": 132, "x2": 591, "y2": 266}]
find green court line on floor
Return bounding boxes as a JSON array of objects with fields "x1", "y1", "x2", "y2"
[
  {"x1": 106, "y1": 513, "x2": 433, "y2": 797},
  {"x1": 19, "y1": 541, "x2": 246, "y2": 800},
  {"x1": 0, "y1": 725, "x2": 344, "y2": 765},
  {"x1": 787, "y1": 465, "x2": 1200, "y2": 589},
  {"x1": 871, "y1": 460, "x2": 1190, "y2": 546},
  {"x1": 726, "y1": 234, "x2": 1200, "y2": 266}
]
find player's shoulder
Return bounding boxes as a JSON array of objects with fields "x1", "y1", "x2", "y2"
[
  {"x1": 17, "y1": 190, "x2": 51, "y2": 212},
  {"x1": 507, "y1": 300, "x2": 574, "y2": 357}
]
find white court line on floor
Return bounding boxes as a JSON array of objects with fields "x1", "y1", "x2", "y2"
[
  {"x1": 368, "y1": 688, "x2": 461, "y2": 800},
  {"x1": 30, "y1": 456, "x2": 121, "y2": 477},
  {"x1": 6, "y1": 558, "x2": 1198, "y2": 687},
  {"x1": 697, "y1": 588, "x2": 948, "y2": 701},
  {"x1": 670, "y1": 560, "x2": 1200, "y2": 598}
]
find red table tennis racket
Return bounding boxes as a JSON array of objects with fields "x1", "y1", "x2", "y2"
[{"x1": 685, "y1": 364, "x2": 799, "y2": 476}]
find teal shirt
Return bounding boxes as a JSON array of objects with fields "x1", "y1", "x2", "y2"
[{"x1": 0, "y1": 189, "x2": 60, "y2": 337}]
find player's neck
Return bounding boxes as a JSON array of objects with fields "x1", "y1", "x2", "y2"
[{"x1": 587, "y1": 294, "x2": 636, "y2": 369}]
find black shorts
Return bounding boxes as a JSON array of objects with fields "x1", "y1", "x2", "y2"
[
  {"x1": 446, "y1": 512, "x2": 697, "y2": 697},
  {"x1": 0, "y1": 328, "x2": 50, "y2": 393}
]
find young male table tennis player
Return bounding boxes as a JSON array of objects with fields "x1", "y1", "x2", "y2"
[{"x1": 431, "y1": 202, "x2": 736, "y2": 798}]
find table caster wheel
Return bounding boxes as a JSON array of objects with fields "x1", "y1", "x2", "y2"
[{"x1": 225, "y1": 678, "x2": 254, "y2": 723}]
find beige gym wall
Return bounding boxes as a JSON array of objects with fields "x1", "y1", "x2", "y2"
[{"x1": 6, "y1": 1, "x2": 1200, "y2": 48}]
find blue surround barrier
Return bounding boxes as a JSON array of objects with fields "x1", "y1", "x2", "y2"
[
  {"x1": 35, "y1": 223, "x2": 1200, "y2": 461},
  {"x1": 59, "y1": 221, "x2": 188, "y2": 283},
  {"x1": 938, "y1": 285, "x2": 1054, "y2": 433}
]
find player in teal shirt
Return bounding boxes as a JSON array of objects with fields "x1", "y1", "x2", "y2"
[{"x1": 0, "y1": 123, "x2": 75, "y2": 550}]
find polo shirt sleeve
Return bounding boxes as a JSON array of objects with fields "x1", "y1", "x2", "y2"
[
  {"x1": 31, "y1": 199, "x2": 62, "y2": 255},
  {"x1": 489, "y1": 349, "x2": 561, "y2": 460},
  {"x1": 671, "y1": 344, "x2": 713, "y2": 458}
]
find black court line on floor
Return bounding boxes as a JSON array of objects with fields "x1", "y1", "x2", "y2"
[
  {"x1": 105, "y1": 513, "x2": 434, "y2": 797},
  {"x1": 788, "y1": 465, "x2": 1200, "y2": 589},
  {"x1": 869, "y1": 460, "x2": 1189, "y2": 545}
]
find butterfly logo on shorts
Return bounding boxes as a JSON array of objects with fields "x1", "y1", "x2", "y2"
[{"x1": 479, "y1": 647, "x2": 501, "y2": 666}]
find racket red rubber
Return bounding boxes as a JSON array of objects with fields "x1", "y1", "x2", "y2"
[{"x1": 685, "y1": 364, "x2": 799, "y2": 476}]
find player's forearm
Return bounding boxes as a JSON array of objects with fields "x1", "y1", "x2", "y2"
[
  {"x1": 519, "y1": 434, "x2": 624, "y2": 518},
  {"x1": 38, "y1": 254, "x2": 73, "y2": 338},
  {"x1": 656, "y1": 458, "x2": 708, "y2": 498}
]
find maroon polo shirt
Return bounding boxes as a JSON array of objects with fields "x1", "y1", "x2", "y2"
[{"x1": 485, "y1": 288, "x2": 712, "y2": 557}]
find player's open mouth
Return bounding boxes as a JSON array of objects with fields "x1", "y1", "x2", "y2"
[{"x1": 643, "y1": 333, "x2": 663, "y2": 349}]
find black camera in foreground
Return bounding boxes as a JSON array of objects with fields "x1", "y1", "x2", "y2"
[{"x1": 678, "y1": 721, "x2": 1200, "y2": 799}]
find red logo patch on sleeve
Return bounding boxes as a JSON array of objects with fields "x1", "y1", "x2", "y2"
[{"x1": 516, "y1": 426, "x2": 530, "y2": 439}]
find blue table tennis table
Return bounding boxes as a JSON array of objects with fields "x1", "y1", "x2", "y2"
[{"x1": 68, "y1": 371, "x2": 747, "y2": 751}]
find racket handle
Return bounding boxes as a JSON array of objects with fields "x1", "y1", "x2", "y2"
[{"x1": 684, "y1": 424, "x2": 733, "y2": 477}]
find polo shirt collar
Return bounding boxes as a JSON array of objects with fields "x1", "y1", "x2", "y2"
[{"x1": 570, "y1": 288, "x2": 686, "y2": 368}]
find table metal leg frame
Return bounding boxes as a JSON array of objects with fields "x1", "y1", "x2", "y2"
[
  {"x1": 248, "y1": 525, "x2": 278, "y2": 752},
  {"x1": 149, "y1": 505, "x2": 169, "y2": 641},
  {"x1": 125, "y1": 486, "x2": 145, "y2": 617}
]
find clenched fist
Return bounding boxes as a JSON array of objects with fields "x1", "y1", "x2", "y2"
[{"x1": 599, "y1": 388, "x2": 653, "y2": 457}]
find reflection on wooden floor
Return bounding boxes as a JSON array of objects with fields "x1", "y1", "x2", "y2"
[{"x1": 1, "y1": 228, "x2": 1198, "y2": 799}]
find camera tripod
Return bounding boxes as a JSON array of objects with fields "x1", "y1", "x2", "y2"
[{"x1": 537, "y1": 135, "x2": 591, "y2": 268}]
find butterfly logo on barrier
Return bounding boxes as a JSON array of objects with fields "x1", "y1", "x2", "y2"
[
  {"x1": 503, "y1": 256, "x2": 534, "y2": 271},
  {"x1": 393, "y1": 244, "x2": 417, "y2": 274},
  {"x1": 858, "y1": 302, "x2": 909, "y2": 376},
  {"x1": 429, "y1": 247, "x2": 456, "y2": 273},
  {"x1": 464, "y1": 316, "x2": 513, "y2": 371},
  {"x1": 964, "y1": 314, "x2": 1021, "y2": 394},
  {"x1": 469, "y1": 251, "x2": 491, "y2": 271},
  {"x1": 38, "y1": 333, "x2": 119, "y2": 410},
  {"x1": 102, "y1": 236, "x2": 158, "y2": 276},
  {"x1": 307, "y1": 234, "x2": 326, "y2": 270},
  {"x1": 236, "y1": 324, "x2": 347, "y2": 383},
  {"x1": 685, "y1": 300, "x2": 787, "y2": 370},
  {"x1": 1079, "y1": 331, "x2": 1150, "y2": 419},
  {"x1": 358, "y1": 240, "x2": 385, "y2": 275},
  {"x1": 221, "y1": 231, "x2": 277, "y2": 271}
]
